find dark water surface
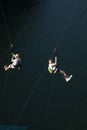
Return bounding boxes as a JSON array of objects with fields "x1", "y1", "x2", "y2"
[{"x1": 0, "y1": 0, "x2": 87, "y2": 129}]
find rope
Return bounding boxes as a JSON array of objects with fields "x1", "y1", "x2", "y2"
[
  {"x1": 16, "y1": 65, "x2": 47, "y2": 123},
  {"x1": 0, "y1": 1, "x2": 11, "y2": 45},
  {"x1": 0, "y1": 6, "x2": 37, "y2": 62},
  {"x1": 43, "y1": 4, "x2": 87, "y2": 126},
  {"x1": 0, "y1": 1, "x2": 12, "y2": 96},
  {"x1": 15, "y1": 2, "x2": 87, "y2": 124},
  {"x1": 0, "y1": 3, "x2": 37, "y2": 96},
  {"x1": 15, "y1": 12, "x2": 72, "y2": 125},
  {"x1": 0, "y1": 0, "x2": 86, "y2": 125}
]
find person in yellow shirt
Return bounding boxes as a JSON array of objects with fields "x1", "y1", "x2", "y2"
[{"x1": 48, "y1": 49, "x2": 72, "y2": 82}]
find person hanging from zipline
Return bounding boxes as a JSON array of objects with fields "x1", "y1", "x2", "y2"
[
  {"x1": 48, "y1": 48, "x2": 72, "y2": 82},
  {"x1": 4, "y1": 52, "x2": 22, "y2": 71}
]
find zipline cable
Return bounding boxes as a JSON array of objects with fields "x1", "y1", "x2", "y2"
[
  {"x1": 16, "y1": 65, "x2": 47, "y2": 123},
  {"x1": 0, "y1": 6, "x2": 37, "y2": 62},
  {"x1": 1, "y1": 0, "x2": 86, "y2": 124},
  {"x1": 15, "y1": 2, "x2": 87, "y2": 124},
  {"x1": 15, "y1": 5, "x2": 76, "y2": 124},
  {"x1": 0, "y1": 3, "x2": 39, "y2": 96},
  {"x1": 56, "y1": 6, "x2": 87, "y2": 49},
  {"x1": 0, "y1": 1, "x2": 11, "y2": 45},
  {"x1": 0, "y1": 1, "x2": 12, "y2": 96},
  {"x1": 43, "y1": 4, "x2": 87, "y2": 127},
  {"x1": 0, "y1": 3, "x2": 37, "y2": 96}
]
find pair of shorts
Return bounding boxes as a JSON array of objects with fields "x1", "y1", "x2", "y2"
[
  {"x1": 9, "y1": 64, "x2": 15, "y2": 69},
  {"x1": 48, "y1": 67, "x2": 59, "y2": 74}
]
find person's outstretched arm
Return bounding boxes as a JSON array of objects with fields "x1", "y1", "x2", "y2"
[
  {"x1": 54, "y1": 48, "x2": 57, "y2": 64},
  {"x1": 55, "y1": 56, "x2": 57, "y2": 65},
  {"x1": 11, "y1": 53, "x2": 16, "y2": 62}
]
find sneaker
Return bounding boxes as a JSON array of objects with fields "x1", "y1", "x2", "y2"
[{"x1": 65, "y1": 75, "x2": 72, "y2": 82}]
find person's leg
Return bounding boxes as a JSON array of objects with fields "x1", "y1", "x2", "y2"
[
  {"x1": 59, "y1": 70, "x2": 68, "y2": 78},
  {"x1": 59, "y1": 69, "x2": 72, "y2": 82},
  {"x1": 4, "y1": 64, "x2": 15, "y2": 71},
  {"x1": 4, "y1": 65, "x2": 10, "y2": 71}
]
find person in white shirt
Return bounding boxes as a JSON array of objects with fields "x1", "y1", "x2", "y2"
[
  {"x1": 48, "y1": 49, "x2": 72, "y2": 82},
  {"x1": 4, "y1": 53, "x2": 22, "y2": 71}
]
